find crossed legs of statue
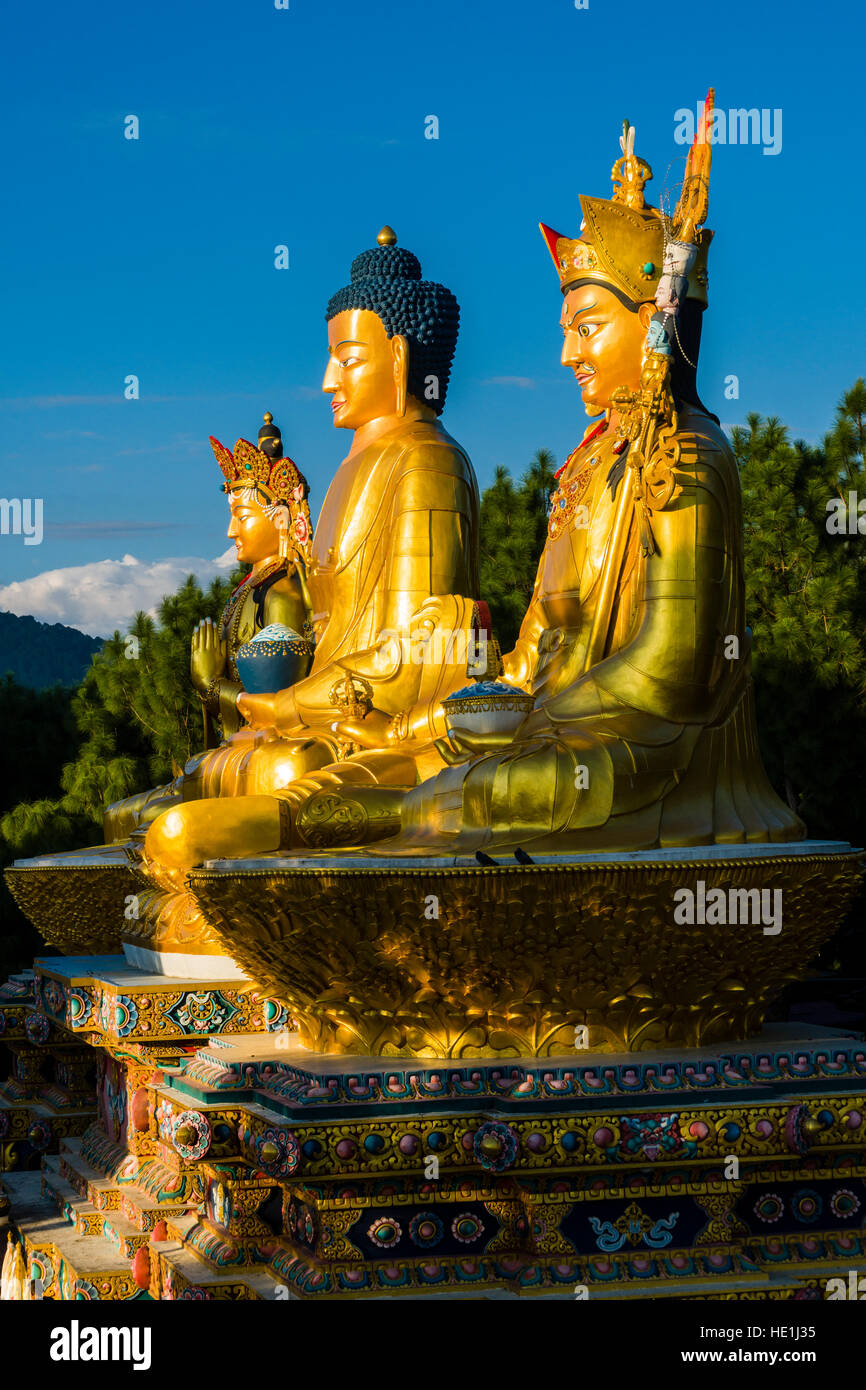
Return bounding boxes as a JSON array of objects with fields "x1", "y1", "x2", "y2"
[
  {"x1": 143, "y1": 748, "x2": 419, "y2": 876},
  {"x1": 103, "y1": 727, "x2": 341, "y2": 845}
]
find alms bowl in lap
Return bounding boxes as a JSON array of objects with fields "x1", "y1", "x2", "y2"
[{"x1": 184, "y1": 840, "x2": 863, "y2": 1059}]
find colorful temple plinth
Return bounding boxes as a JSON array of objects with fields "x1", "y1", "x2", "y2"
[{"x1": 2, "y1": 942, "x2": 866, "y2": 1300}]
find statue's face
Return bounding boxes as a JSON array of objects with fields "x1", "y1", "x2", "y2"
[
  {"x1": 560, "y1": 283, "x2": 652, "y2": 414},
  {"x1": 227, "y1": 488, "x2": 282, "y2": 566},
  {"x1": 322, "y1": 309, "x2": 402, "y2": 429}
]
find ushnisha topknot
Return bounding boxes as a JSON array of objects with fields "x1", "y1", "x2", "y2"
[{"x1": 325, "y1": 226, "x2": 460, "y2": 416}]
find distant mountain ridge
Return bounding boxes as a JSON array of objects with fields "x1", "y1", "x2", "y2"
[{"x1": 1, "y1": 611, "x2": 102, "y2": 689}]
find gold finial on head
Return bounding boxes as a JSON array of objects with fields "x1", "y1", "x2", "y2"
[
  {"x1": 263, "y1": 411, "x2": 273, "y2": 425},
  {"x1": 610, "y1": 120, "x2": 653, "y2": 210},
  {"x1": 377, "y1": 225, "x2": 397, "y2": 246}
]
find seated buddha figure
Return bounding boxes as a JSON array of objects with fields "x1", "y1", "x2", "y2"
[
  {"x1": 147, "y1": 107, "x2": 804, "y2": 868},
  {"x1": 142, "y1": 227, "x2": 485, "y2": 871},
  {"x1": 102, "y1": 413, "x2": 313, "y2": 842}
]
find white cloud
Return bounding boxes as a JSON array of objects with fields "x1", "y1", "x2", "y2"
[{"x1": 0, "y1": 549, "x2": 237, "y2": 638}]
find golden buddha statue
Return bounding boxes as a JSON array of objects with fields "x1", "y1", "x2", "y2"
[
  {"x1": 102, "y1": 413, "x2": 313, "y2": 843},
  {"x1": 145, "y1": 97, "x2": 803, "y2": 873},
  {"x1": 139, "y1": 227, "x2": 489, "y2": 896}
]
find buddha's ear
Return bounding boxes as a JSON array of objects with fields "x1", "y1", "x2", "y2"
[
  {"x1": 638, "y1": 301, "x2": 656, "y2": 330},
  {"x1": 391, "y1": 334, "x2": 409, "y2": 416}
]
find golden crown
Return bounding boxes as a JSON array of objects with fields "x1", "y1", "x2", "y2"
[
  {"x1": 210, "y1": 434, "x2": 313, "y2": 563},
  {"x1": 540, "y1": 91, "x2": 714, "y2": 306}
]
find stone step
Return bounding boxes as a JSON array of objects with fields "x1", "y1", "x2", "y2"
[
  {"x1": 589, "y1": 1271, "x2": 818, "y2": 1299},
  {"x1": 117, "y1": 1188, "x2": 194, "y2": 1234},
  {"x1": 58, "y1": 1147, "x2": 123, "y2": 1210},
  {"x1": 41, "y1": 1156, "x2": 102, "y2": 1235},
  {"x1": 56, "y1": 1138, "x2": 202, "y2": 1231},
  {"x1": 3, "y1": 1170, "x2": 143, "y2": 1300},
  {"x1": 42, "y1": 1158, "x2": 148, "y2": 1257},
  {"x1": 152, "y1": 1237, "x2": 285, "y2": 1301},
  {"x1": 60, "y1": 1133, "x2": 202, "y2": 1206}
]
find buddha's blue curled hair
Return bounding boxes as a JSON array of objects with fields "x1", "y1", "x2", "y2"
[{"x1": 325, "y1": 242, "x2": 459, "y2": 415}]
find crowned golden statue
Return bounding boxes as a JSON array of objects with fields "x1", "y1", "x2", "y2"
[
  {"x1": 382, "y1": 105, "x2": 806, "y2": 855},
  {"x1": 102, "y1": 412, "x2": 314, "y2": 843}
]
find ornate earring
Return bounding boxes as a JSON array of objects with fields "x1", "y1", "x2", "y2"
[{"x1": 277, "y1": 508, "x2": 290, "y2": 562}]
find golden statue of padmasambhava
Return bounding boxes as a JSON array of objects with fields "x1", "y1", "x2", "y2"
[{"x1": 145, "y1": 95, "x2": 802, "y2": 880}]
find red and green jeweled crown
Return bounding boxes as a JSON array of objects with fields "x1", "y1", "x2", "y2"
[{"x1": 210, "y1": 434, "x2": 312, "y2": 563}]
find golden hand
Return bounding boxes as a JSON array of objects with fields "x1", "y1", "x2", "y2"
[
  {"x1": 434, "y1": 726, "x2": 518, "y2": 765},
  {"x1": 332, "y1": 709, "x2": 392, "y2": 749},
  {"x1": 292, "y1": 550, "x2": 313, "y2": 617},
  {"x1": 190, "y1": 617, "x2": 227, "y2": 691},
  {"x1": 236, "y1": 691, "x2": 277, "y2": 728},
  {"x1": 237, "y1": 685, "x2": 300, "y2": 731}
]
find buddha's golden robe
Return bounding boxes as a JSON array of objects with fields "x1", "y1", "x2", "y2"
[
  {"x1": 181, "y1": 417, "x2": 480, "y2": 802},
  {"x1": 383, "y1": 405, "x2": 804, "y2": 854}
]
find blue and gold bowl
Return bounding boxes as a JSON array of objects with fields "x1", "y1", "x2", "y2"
[
  {"x1": 442, "y1": 680, "x2": 535, "y2": 740},
  {"x1": 236, "y1": 624, "x2": 314, "y2": 695}
]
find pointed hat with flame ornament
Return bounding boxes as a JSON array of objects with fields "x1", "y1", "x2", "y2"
[{"x1": 539, "y1": 89, "x2": 715, "y2": 306}]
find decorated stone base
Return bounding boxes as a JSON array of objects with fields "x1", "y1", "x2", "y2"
[
  {"x1": 2, "y1": 954, "x2": 865, "y2": 1299},
  {"x1": 0, "y1": 972, "x2": 96, "y2": 1173}
]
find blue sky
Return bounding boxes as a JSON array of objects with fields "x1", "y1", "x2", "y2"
[{"x1": 1, "y1": 0, "x2": 863, "y2": 633}]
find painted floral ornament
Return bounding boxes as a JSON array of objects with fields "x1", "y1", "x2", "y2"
[
  {"x1": 172, "y1": 1110, "x2": 211, "y2": 1161},
  {"x1": 472, "y1": 1120, "x2": 519, "y2": 1172},
  {"x1": 255, "y1": 1126, "x2": 300, "y2": 1177},
  {"x1": 24, "y1": 1012, "x2": 50, "y2": 1044}
]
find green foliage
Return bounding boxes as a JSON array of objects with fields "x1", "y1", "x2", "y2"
[
  {"x1": 0, "y1": 569, "x2": 242, "y2": 975},
  {"x1": 2, "y1": 571, "x2": 242, "y2": 854},
  {"x1": 734, "y1": 380, "x2": 866, "y2": 848},
  {"x1": 0, "y1": 676, "x2": 80, "y2": 811},
  {"x1": 479, "y1": 448, "x2": 557, "y2": 651}
]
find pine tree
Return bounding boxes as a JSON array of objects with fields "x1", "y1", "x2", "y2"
[
  {"x1": 735, "y1": 384, "x2": 866, "y2": 846},
  {"x1": 479, "y1": 448, "x2": 557, "y2": 651},
  {"x1": 0, "y1": 569, "x2": 243, "y2": 975}
]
